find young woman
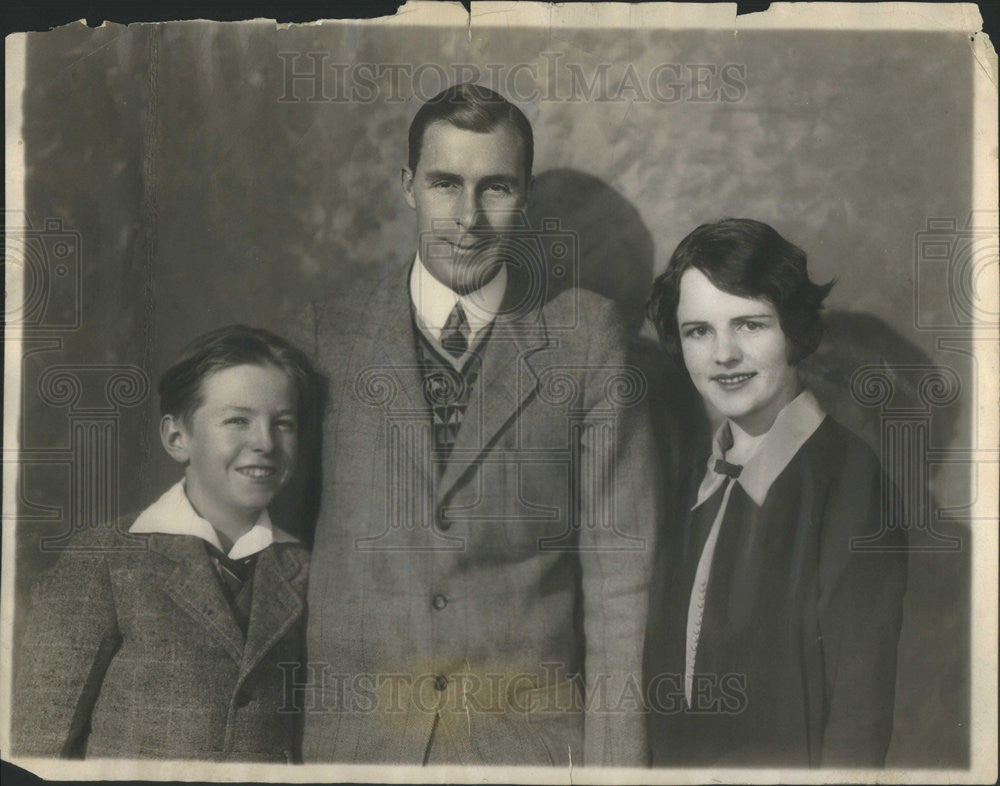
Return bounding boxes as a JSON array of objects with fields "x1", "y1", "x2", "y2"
[{"x1": 643, "y1": 218, "x2": 907, "y2": 767}]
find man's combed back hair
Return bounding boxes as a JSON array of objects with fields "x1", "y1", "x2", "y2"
[
  {"x1": 158, "y1": 324, "x2": 319, "y2": 423},
  {"x1": 408, "y1": 82, "x2": 534, "y2": 178},
  {"x1": 647, "y1": 218, "x2": 835, "y2": 366}
]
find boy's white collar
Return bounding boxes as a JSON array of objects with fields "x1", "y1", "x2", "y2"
[{"x1": 129, "y1": 481, "x2": 298, "y2": 560}]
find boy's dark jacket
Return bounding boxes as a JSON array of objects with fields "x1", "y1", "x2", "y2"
[{"x1": 12, "y1": 517, "x2": 309, "y2": 761}]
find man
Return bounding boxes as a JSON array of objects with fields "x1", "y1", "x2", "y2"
[{"x1": 297, "y1": 83, "x2": 658, "y2": 767}]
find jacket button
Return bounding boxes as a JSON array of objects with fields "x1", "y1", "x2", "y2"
[
  {"x1": 434, "y1": 675, "x2": 448, "y2": 691},
  {"x1": 432, "y1": 594, "x2": 448, "y2": 610},
  {"x1": 235, "y1": 689, "x2": 251, "y2": 707},
  {"x1": 438, "y1": 518, "x2": 452, "y2": 531}
]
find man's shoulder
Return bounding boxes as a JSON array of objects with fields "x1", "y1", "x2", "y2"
[
  {"x1": 320, "y1": 259, "x2": 409, "y2": 305},
  {"x1": 293, "y1": 260, "x2": 410, "y2": 355},
  {"x1": 537, "y1": 287, "x2": 628, "y2": 354},
  {"x1": 310, "y1": 268, "x2": 393, "y2": 322},
  {"x1": 541, "y1": 287, "x2": 618, "y2": 323}
]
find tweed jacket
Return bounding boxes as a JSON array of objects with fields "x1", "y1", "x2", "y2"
[
  {"x1": 296, "y1": 260, "x2": 660, "y2": 767},
  {"x1": 12, "y1": 517, "x2": 309, "y2": 761}
]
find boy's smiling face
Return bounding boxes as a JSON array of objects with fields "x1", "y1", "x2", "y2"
[{"x1": 161, "y1": 363, "x2": 298, "y2": 537}]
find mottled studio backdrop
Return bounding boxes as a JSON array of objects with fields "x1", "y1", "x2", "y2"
[{"x1": 13, "y1": 18, "x2": 979, "y2": 766}]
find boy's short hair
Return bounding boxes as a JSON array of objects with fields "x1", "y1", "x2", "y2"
[
  {"x1": 647, "y1": 218, "x2": 835, "y2": 367},
  {"x1": 407, "y1": 82, "x2": 534, "y2": 179},
  {"x1": 158, "y1": 324, "x2": 320, "y2": 424}
]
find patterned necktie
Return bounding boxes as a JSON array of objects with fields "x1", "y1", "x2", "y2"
[
  {"x1": 204, "y1": 542, "x2": 256, "y2": 634},
  {"x1": 204, "y1": 542, "x2": 254, "y2": 596},
  {"x1": 440, "y1": 302, "x2": 470, "y2": 359}
]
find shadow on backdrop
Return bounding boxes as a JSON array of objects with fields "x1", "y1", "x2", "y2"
[
  {"x1": 802, "y1": 308, "x2": 970, "y2": 767},
  {"x1": 528, "y1": 167, "x2": 706, "y2": 520}
]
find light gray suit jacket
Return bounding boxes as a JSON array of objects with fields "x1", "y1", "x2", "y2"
[{"x1": 297, "y1": 261, "x2": 659, "y2": 767}]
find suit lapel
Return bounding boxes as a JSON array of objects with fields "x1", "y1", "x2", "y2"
[
  {"x1": 436, "y1": 299, "x2": 548, "y2": 503},
  {"x1": 239, "y1": 545, "x2": 307, "y2": 682},
  {"x1": 364, "y1": 262, "x2": 427, "y2": 413},
  {"x1": 351, "y1": 260, "x2": 434, "y2": 495},
  {"x1": 151, "y1": 534, "x2": 245, "y2": 665}
]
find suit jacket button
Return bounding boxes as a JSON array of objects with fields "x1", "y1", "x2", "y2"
[
  {"x1": 438, "y1": 519, "x2": 452, "y2": 531},
  {"x1": 434, "y1": 675, "x2": 448, "y2": 691},
  {"x1": 432, "y1": 594, "x2": 448, "y2": 610},
  {"x1": 235, "y1": 689, "x2": 251, "y2": 708}
]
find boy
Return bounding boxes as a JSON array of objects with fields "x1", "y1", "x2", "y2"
[{"x1": 13, "y1": 325, "x2": 319, "y2": 761}]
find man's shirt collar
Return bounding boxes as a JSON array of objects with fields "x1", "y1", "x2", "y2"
[
  {"x1": 409, "y1": 251, "x2": 507, "y2": 344},
  {"x1": 693, "y1": 389, "x2": 826, "y2": 509},
  {"x1": 129, "y1": 480, "x2": 298, "y2": 560}
]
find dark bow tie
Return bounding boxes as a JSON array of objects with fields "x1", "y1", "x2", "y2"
[{"x1": 713, "y1": 458, "x2": 743, "y2": 479}]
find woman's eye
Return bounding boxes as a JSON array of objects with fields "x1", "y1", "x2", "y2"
[
  {"x1": 224, "y1": 417, "x2": 249, "y2": 426},
  {"x1": 741, "y1": 320, "x2": 765, "y2": 332},
  {"x1": 684, "y1": 326, "x2": 709, "y2": 338},
  {"x1": 276, "y1": 419, "x2": 298, "y2": 432}
]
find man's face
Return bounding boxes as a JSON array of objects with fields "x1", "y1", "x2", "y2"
[{"x1": 402, "y1": 120, "x2": 532, "y2": 295}]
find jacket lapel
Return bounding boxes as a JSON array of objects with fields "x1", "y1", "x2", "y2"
[
  {"x1": 351, "y1": 260, "x2": 434, "y2": 494},
  {"x1": 239, "y1": 545, "x2": 308, "y2": 682},
  {"x1": 364, "y1": 261, "x2": 428, "y2": 413},
  {"x1": 435, "y1": 294, "x2": 549, "y2": 503},
  {"x1": 151, "y1": 534, "x2": 246, "y2": 665}
]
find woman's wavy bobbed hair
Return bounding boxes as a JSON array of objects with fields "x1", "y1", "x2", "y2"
[{"x1": 646, "y1": 218, "x2": 834, "y2": 368}]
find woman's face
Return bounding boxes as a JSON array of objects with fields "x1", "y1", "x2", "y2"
[{"x1": 676, "y1": 267, "x2": 801, "y2": 436}]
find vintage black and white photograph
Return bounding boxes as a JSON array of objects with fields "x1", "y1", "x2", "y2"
[{"x1": 2, "y1": 2, "x2": 997, "y2": 783}]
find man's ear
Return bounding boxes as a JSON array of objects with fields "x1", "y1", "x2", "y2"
[
  {"x1": 160, "y1": 414, "x2": 191, "y2": 465},
  {"x1": 401, "y1": 166, "x2": 417, "y2": 210}
]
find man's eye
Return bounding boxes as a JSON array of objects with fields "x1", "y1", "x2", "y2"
[
  {"x1": 276, "y1": 419, "x2": 298, "y2": 432},
  {"x1": 224, "y1": 417, "x2": 249, "y2": 426},
  {"x1": 741, "y1": 320, "x2": 765, "y2": 332},
  {"x1": 432, "y1": 181, "x2": 457, "y2": 190},
  {"x1": 485, "y1": 183, "x2": 511, "y2": 194}
]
